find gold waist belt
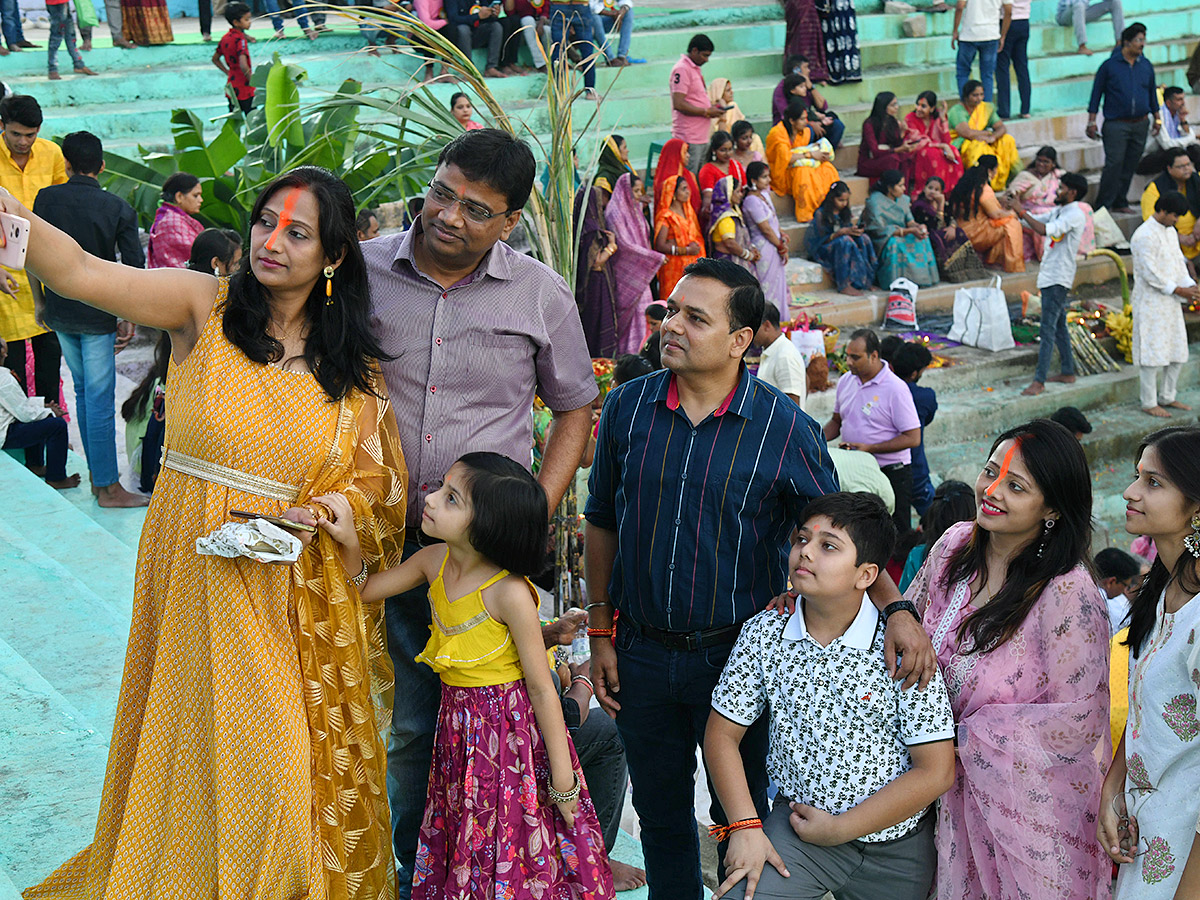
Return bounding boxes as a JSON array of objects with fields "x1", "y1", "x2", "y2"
[{"x1": 161, "y1": 448, "x2": 301, "y2": 504}]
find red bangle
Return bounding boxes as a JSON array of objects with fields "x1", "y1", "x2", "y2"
[
  {"x1": 587, "y1": 627, "x2": 615, "y2": 637},
  {"x1": 709, "y1": 817, "x2": 762, "y2": 842}
]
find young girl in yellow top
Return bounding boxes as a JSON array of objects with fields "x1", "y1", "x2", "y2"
[{"x1": 316, "y1": 452, "x2": 615, "y2": 900}]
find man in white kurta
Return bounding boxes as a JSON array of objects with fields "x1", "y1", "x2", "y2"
[{"x1": 1129, "y1": 190, "x2": 1200, "y2": 416}]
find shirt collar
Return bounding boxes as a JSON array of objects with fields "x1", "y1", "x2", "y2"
[
  {"x1": 393, "y1": 217, "x2": 515, "y2": 285},
  {"x1": 67, "y1": 173, "x2": 100, "y2": 187},
  {"x1": 783, "y1": 593, "x2": 879, "y2": 650},
  {"x1": 760, "y1": 333, "x2": 787, "y2": 358},
  {"x1": 678, "y1": 53, "x2": 701, "y2": 74},
  {"x1": 856, "y1": 364, "x2": 889, "y2": 388},
  {"x1": 662, "y1": 364, "x2": 754, "y2": 420}
]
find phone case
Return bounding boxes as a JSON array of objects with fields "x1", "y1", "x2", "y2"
[{"x1": 0, "y1": 212, "x2": 30, "y2": 270}]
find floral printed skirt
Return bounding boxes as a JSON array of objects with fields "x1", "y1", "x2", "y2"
[{"x1": 413, "y1": 680, "x2": 615, "y2": 900}]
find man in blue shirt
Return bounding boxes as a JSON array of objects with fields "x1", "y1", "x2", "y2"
[
  {"x1": 1086, "y1": 22, "x2": 1160, "y2": 211},
  {"x1": 584, "y1": 258, "x2": 937, "y2": 900},
  {"x1": 891, "y1": 341, "x2": 938, "y2": 518}
]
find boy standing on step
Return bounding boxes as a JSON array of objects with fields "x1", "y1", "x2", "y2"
[
  {"x1": 214, "y1": 3, "x2": 255, "y2": 115},
  {"x1": 1010, "y1": 171, "x2": 1089, "y2": 396},
  {"x1": 45, "y1": 0, "x2": 97, "y2": 79}
]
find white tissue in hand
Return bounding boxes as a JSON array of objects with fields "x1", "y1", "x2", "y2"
[{"x1": 196, "y1": 518, "x2": 302, "y2": 564}]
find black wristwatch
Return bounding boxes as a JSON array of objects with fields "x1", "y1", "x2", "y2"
[{"x1": 881, "y1": 599, "x2": 921, "y2": 624}]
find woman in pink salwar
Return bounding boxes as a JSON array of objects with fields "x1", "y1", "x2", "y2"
[{"x1": 905, "y1": 418, "x2": 1113, "y2": 900}]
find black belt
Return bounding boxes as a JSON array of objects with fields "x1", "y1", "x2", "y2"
[
  {"x1": 633, "y1": 620, "x2": 743, "y2": 651},
  {"x1": 880, "y1": 462, "x2": 910, "y2": 473},
  {"x1": 1112, "y1": 114, "x2": 1148, "y2": 123}
]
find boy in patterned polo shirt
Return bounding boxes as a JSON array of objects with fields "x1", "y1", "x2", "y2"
[{"x1": 705, "y1": 492, "x2": 955, "y2": 900}]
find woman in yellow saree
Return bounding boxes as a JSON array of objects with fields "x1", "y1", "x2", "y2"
[
  {"x1": 767, "y1": 95, "x2": 839, "y2": 222},
  {"x1": 947, "y1": 79, "x2": 1020, "y2": 190},
  {"x1": 10, "y1": 166, "x2": 407, "y2": 900}
]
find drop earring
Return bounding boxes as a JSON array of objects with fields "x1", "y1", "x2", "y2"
[
  {"x1": 1184, "y1": 513, "x2": 1200, "y2": 558},
  {"x1": 324, "y1": 265, "x2": 334, "y2": 305},
  {"x1": 1037, "y1": 518, "x2": 1055, "y2": 558}
]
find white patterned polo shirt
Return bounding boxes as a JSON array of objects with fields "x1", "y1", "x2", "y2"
[{"x1": 711, "y1": 598, "x2": 955, "y2": 842}]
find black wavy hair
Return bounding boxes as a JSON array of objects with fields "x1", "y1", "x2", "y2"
[
  {"x1": 799, "y1": 491, "x2": 897, "y2": 569},
  {"x1": 814, "y1": 181, "x2": 853, "y2": 231},
  {"x1": 706, "y1": 130, "x2": 734, "y2": 163},
  {"x1": 222, "y1": 166, "x2": 391, "y2": 402},
  {"x1": 1125, "y1": 427, "x2": 1200, "y2": 656},
  {"x1": 866, "y1": 91, "x2": 901, "y2": 145},
  {"x1": 187, "y1": 227, "x2": 242, "y2": 273},
  {"x1": 947, "y1": 160, "x2": 994, "y2": 220},
  {"x1": 162, "y1": 172, "x2": 200, "y2": 204},
  {"x1": 456, "y1": 452, "x2": 549, "y2": 576},
  {"x1": 436, "y1": 128, "x2": 536, "y2": 213},
  {"x1": 681, "y1": 257, "x2": 764, "y2": 333},
  {"x1": 941, "y1": 419, "x2": 1093, "y2": 654}
]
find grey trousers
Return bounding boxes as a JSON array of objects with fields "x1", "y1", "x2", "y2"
[
  {"x1": 720, "y1": 802, "x2": 936, "y2": 900},
  {"x1": 1096, "y1": 116, "x2": 1149, "y2": 209},
  {"x1": 1055, "y1": 0, "x2": 1123, "y2": 47},
  {"x1": 82, "y1": 0, "x2": 121, "y2": 40}
]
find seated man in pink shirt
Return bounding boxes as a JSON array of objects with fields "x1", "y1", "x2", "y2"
[
  {"x1": 669, "y1": 33, "x2": 725, "y2": 173},
  {"x1": 823, "y1": 328, "x2": 922, "y2": 535}
]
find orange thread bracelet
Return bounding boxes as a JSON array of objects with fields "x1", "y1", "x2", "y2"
[
  {"x1": 587, "y1": 627, "x2": 615, "y2": 637},
  {"x1": 708, "y1": 817, "x2": 762, "y2": 842}
]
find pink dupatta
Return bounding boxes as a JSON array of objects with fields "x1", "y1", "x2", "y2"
[
  {"x1": 905, "y1": 521, "x2": 1112, "y2": 900},
  {"x1": 605, "y1": 173, "x2": 665, "y2": 355}
]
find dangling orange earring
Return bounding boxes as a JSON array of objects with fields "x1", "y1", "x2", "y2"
[{"x1": 324, "y1": 265, "x2": 334, "y2": 305}]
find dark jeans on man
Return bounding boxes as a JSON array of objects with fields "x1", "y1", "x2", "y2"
[
  {"x1": 1095, "y1": 116, "x2": 1150, "y2": 209},
  {"x1": 956, "y1": 39, "x2": 998, "y2": 102},
  {"x1": 548, "y1": 2, "x2": 595, "y2": 89},
  {"x1": 995, "y1": 18, "x2": 1030, "y2": 118},
  {"x1": 450, "y1": 18, "x2": 502, "y2": 72},
  {"x1": 4, "y1": 415, "x2": 68, "y2": 481},
  {"x1": 880, "y1": 462, "x2": 913, "y2": 536},
  {"x1": 385, "y1": 537, "x2": 442, "y2": 900},
  {"x1": 1034, "y1": 283, "x2": 1076, "y2": 384},
  {"x1": 4, "y1": 331, "x2": 62, "y2": 403},
  {"x1": 613, "y1": 620, "x2": 770, "y2": 900},
  {"x1": 574, "y1": 700, "x2": 628, "y2": 852}
]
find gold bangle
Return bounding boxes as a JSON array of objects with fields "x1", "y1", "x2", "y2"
[
  {"x1": 349, "y1": 561, "x2": 367, "y2": 589},
  {"x1": 547, "y1": 773, "x2": 581, "y2": 804}
]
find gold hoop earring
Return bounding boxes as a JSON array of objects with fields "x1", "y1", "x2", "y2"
[{"x1": 324, "y1": 265, "x2": 335, "y2": 305}]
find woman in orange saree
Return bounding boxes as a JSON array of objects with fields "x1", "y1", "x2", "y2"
[
  {"x1": 947, "y1": 157, "x2": 1024, "y2": 273},
  {"x1": 766, "y1": 96, "x2": 838, "y2": 222},
  {"x1": 652, "y1": 175, "x2": 704, "y2": 299},
  {"x1": 11, "y1": 166, "x2": 406, "y2": 900},
  {"x1": 653, "y1": 137, "x2": 701, "y2": 217}
]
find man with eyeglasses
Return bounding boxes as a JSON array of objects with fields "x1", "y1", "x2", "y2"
[
  {"x1": 360, "y1": 127, "x2": 597, "y2": 897},
  {"x1": 1139, "y1": 147, "x2": 1200, "y2": 265}
]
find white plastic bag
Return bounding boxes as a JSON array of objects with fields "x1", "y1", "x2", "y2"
[
  {"x1": 196, "y1": 518, "x2": 302, "y2": 565},
  {"x1": 885, "y1": 277, "x2": 919, "y2": 329},
  {"x1": 947, "y1": 275, "x2": 1015, "y2": 352},
  {"x1": 790, "y1": 327, "x2": 826, "y2": 365}
]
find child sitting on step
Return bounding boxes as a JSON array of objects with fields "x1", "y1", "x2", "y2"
[{"x1": 0, "y1": 340, "x2": 78, "y2": 489}]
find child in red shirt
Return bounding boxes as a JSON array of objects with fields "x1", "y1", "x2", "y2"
[{"x1": 213, "y1": 2, "x2": 255, "y2": 114}]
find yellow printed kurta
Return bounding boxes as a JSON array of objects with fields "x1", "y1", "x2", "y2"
[
  {"x1": 0, "y1": 137, "x2": 66, "y2": 341},
  {"x1": 25, "y1": 279, "x2": 407, "y2": 900}
]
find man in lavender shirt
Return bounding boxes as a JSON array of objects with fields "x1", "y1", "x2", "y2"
[
  {"x1": 361, "y1": 128, "x2": 597, "y2": 895},
  {"x1": 823, "y1": 328, "x2": 921, "y2": 534}
]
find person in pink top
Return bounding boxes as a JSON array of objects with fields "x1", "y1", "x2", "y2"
[
  {"x1": 670, "y1": 34, "x2": 724, "y2": 174},
  {"x1": 413, "y1": 0, "x2": 449, "y2": 79},
  {"x1": 823, "y1": 327, "x2": 922, "y2": 534},
  {"x1": 147, "y1": 172, "x2": 204, "y2": 269}
]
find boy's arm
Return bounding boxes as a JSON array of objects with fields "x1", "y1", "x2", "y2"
[
  {"x1": 239, "y1": 52, "x2": 252, "y2": 79},
  {"x1": 789, "y1": 739, "x2": 954, "y2": 845},
  {"x1": 705, "y1": 710, "x2": 790, "y2": 900},
  {"x1": 212, "y1": 47, "x2": 227, "y2": 72}
]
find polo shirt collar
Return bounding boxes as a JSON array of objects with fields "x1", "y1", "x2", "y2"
[
  {"x1": 760, "y1": 334, "x2": 786, "y2": 359},
  {"x1": 678, "y1": 53, "x2": 700, "y2": 73},
  {"x1": 662, "y1": 364, "x2": 754, "y2": 420},
  {"x1": 392, "y1": 216, "x2": 515, "y2": 284},
  {"x1": 784, "y1": 594, "x2": 879, "y2": 649},
  {"x1": 857, "y1": 363, "x2": 889, "y2": 388}
]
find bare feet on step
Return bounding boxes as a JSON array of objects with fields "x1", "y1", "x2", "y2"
[
  {"x1": 1143, "y1": 406, "x2": 1173, "y2": 418},
  {"x1": 47, "y1": 473, "x2": 82, "y2": 489},
  {"x1": 1021, "y1": 381, "x2": 1044, "y2": 396},
  {"x1": 1164, "y1": 400, "x2": 1192, "y2": 411},
  {"x1": 97, "y1": 482, "x2": 151, "y2": 508},
  {"x1": 1046, "y1": 374, "x2": 1076, "y2": 384},
  {"x1": 609, "y1": 860, "x2": 647, "y2": 892}
]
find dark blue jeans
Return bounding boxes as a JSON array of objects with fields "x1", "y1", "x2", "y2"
[
  {"x1": 956, "y1": 39, "x2": 998, "y2": 103},
  {"x1": 995, "y1": 18, "x2": 1030, "y2": 118},
  {"x1": 4, "y1": 415, "x2": 68, "y2": 481},
  {"x1": 549, "y1": 2, "x2": 595, "y2": 89},
  {"x1": 1034, "y1": 283, "x2": 1076, "y2": 384},
  {"x1": 0, "y1": 0, "x2": 25, "y2": 45},
  {"x1": 613, "y1": 620, "x2": 770, "y2": 900},
  {"x1": 384, "y1": 538, "x2": 442, "y2": 900}
]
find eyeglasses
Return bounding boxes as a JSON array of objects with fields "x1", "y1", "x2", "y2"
[{"x1": 425, "y1": 180, "x2": 510, "y2": 224}]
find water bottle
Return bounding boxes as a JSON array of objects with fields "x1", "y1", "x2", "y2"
[{"x1": 567, "y1": 607, "x2": 590, "y2": 664}]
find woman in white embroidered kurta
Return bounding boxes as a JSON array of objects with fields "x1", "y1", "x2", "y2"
[
  {"x1": 1129, "y1": 197, "x2": 1200, "y2": 416},
  {"x1": 1098, "y1": 427, "x2": 1200, "y2": 898}
]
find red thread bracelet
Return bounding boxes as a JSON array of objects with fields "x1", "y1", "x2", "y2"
[
  {"x1": 709, "y1": 817, "x2": 762, "y2": 842},
  {"x1": 587, "y1": 627, "x2": 615, "y2": 637}
]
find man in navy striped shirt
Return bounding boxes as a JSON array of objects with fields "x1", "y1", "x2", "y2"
[{"x1": 584, "y1": 259, "x2": 936, "y2": 899}]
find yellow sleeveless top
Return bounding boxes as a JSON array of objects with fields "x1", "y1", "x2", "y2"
[{"x1": 417, "y1": 552, "x2": 536, "y2": 687}]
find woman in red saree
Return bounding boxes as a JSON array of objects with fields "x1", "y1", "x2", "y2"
[
  {"x1": 904, "y1": 90, "x2": 963, "y2": 195},
  {"x1": 652, "y1": 138, "x2": 700, "y2": 217}
]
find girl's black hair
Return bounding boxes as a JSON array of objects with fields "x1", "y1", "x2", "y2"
[
  {"x1": 732, "y1": 120, "x2": 754, "y2": 141},
  {"x1": 122, "y1": 330, "x2": 172, "y2": 423},
  {"x1": 222, "y1": 165, "x2": 392, "y2": 402},
  {"x1": 1031, "y1": 145, "x2": 1058, "y2": 168},
  {"x1": 941, "y1": 419, "x2": 1093, "y2": 654},
  {"x1": 706, "y1": 130, "x2": 734, "y2": 163},
  {"x1": 916, "y1": 89, "x2": 940, "y2": 119},
  {"x1": 920, "y1": 480, "x2": 975, "y2": 556},
  {"x1": 187, "y1": 227, "x2": 242, "y2": 273},
  {"x1": 1125, "y1": 427, "x2": 1200, "y2": 656},
  {"x1": 815, "y1": 181, "x2": 852, "y2": 230},
  {"x1": 783, "y1": 97, "x2": 808, "y2": 138},
  {"x1": 456, "y1": 452, "x2": 549, "y2": 576},
  {"x1": 924, "y1": 175, "x2": 945, "y2": 191},
  {"x1": 871, "y1": 168, "x2": 905, "y2": 194},
  {"x1": 866, "y1": 91, "x2": 901, "y2": 145},
  {"x1": 946, "y1": 160, "x2": 994, "y2": 220},
  {"x1": 746, "y1": 160, "x2": 769, "y2": 182},
  {"x1": 162, "y1": 171, "x2": 200, "y2": 203},
  {"x1": 449, "y1": 91, "x2": 470, "y2": 109}
]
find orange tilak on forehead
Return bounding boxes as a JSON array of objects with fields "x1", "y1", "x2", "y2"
[
  {"x1": 984, "y1": 439, "x2": 1021, "y2": 497},
  {"x1": 265, "y1": 187, "x2": 302, "y2": 251}
]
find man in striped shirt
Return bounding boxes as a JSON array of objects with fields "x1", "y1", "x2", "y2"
[{"x1": 584, "y1": 258, "x2": 936, "y2": 900}]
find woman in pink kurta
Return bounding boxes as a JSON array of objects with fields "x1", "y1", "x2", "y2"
[{"x1": 905, "y1": 419, "x2": 1112, "y2": 900}]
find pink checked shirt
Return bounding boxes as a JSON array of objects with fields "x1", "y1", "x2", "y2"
[{"x1": 147, "y1": 203, "x2": 204, "y2": 269}]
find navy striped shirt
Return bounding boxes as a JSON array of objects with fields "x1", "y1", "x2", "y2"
[{"x1": 585, "y1": 367, "x2": 839, "y2": 632}]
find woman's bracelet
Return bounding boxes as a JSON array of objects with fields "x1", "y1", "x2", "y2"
[
  {"x1": 741, "y1": 248, "x2": 752, "y2": 260},
  {"x1": 571, "y1": 674, "x2": 594, "y2": 696},
  {"x1": 547, "y1": 773, "x2": 581, "y2": 804},
  {"x1": 709, "y1": 817, "x2": 763, "y2": 841},
  {"x1": 349, "y1": 561, "x2": 368, "y2": 590},
  {"x1": 671, "y1": 242, "x2": 677, "y2": 256},
  {"x1": 584, "y1": 601, "x2": 612, "y2": 610}
]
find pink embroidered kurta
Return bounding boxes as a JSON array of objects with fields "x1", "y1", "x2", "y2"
[{"x1": 906, "y1": 520, "x2": 1113, "y2": 900}]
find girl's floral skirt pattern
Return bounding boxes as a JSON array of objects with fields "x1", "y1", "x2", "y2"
[{"x1": 413, "y1": 680, "x2": 615, "y2": 900}]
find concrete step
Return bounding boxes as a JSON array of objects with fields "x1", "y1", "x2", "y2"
[{"x1": 0, "y1": 632, "x2": 111, "y2": 891}]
